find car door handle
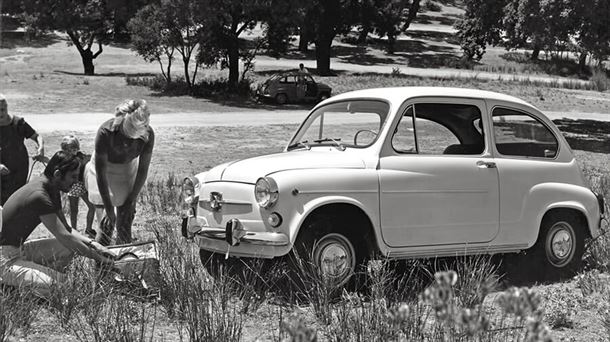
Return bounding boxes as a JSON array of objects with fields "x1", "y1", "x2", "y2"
[{"x1": 476, "y1": 160, "x2": 497, "y2": 169}]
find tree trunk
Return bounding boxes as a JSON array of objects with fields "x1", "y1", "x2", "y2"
[
  {"x1": 228, "y1": 37, "x2": 239, "y2": 90},
  {"x1": 80, "y1": 49, "x2": 95, "y2": 75},
  {"x1": 386, "y1": 34, "x2": 396, "y2": 54},
  {"x1": 298, "y1": 27, "x2": 309, "y2": 53},
  {"x1": 578, "y1": 52, "x2": 587, "y2": 72},
  {"x1": 531, "y1": 46, "x2": 540, "y2": 60},
  {"x1": 183, "y1": 57, "x2": 191, "y2": 89},
  {"x1": 357, "y1": 26, "x2": 370, "y2": 44},
  {"x1": 315, "y1": 37, "x2": 333, "y2": 76}
]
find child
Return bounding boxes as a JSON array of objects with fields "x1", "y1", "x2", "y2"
[{"x1": 60, "y1": 135, "x2": 96, "y2": 238}]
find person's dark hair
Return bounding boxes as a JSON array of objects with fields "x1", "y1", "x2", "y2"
[
  {"x1": 299, "y1": 63, "x2": 304, "y2": 69},
  {"x1": 44, "y1": 151, "x2": 80, "y2": 179}
]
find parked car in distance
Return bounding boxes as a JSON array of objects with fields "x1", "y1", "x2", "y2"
[
  {"x1": 256, "y1": 72, "x2": 332, "y2": 105},
  {"x1": 181, "y1": 87, "x2": 604, "y2": 286}
]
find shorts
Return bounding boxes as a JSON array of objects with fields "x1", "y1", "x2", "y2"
[{"x1": 68, "y1": 181, "x2": 87, "y2": 198}]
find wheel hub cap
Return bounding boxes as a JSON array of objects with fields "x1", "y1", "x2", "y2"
[
  {"x1": 320, "y1": 244, "x2": 349, "y2": 277},
  {"x1": 551, "y1": 229, "x2": 573, "y2": 259}
]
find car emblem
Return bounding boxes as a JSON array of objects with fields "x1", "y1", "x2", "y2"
[{"x1": 209, "y1": 192, "x2": 223, "y2": 211}]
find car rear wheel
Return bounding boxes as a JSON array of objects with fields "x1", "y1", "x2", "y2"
[
  {"x1": 533, "y1": 212, "x2": 585, "y2": 280},
  {"x1": 275, "y1": 93, "x2": 288, "y2": 105}
]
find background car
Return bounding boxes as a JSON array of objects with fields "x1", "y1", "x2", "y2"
[
  {"x1": 256, "y1": 72, "x2": 332, "y2": 105},
  {"x1": 182, "y1": 87, "x2": 604, "y2": 287}
]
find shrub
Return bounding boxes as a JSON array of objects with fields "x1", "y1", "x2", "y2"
[{"x1": 590, "y1": 68, "x2": 610, "y2": 92}]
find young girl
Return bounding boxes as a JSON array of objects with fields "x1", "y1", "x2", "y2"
[{"x1": 60, "y1": 135, "x2": 96, "y2": 238}]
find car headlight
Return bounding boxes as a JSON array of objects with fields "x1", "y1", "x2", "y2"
[
  {"x1": 255, "y1": 177, "x2": 279, "y2": 208},
  {"x1": 182, "y1": 177, "x2": 199, "y2": 205}
]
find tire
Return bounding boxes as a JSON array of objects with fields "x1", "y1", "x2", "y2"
[
  {"x1": 275, "y1": 93, "x2": 288, "y2": 105},
  {"x1": 533, "y1": 212, "x2": 585, "y2": 280},
  {"x1": 293, "y1": 216, "x2": 362, "y2": 289}
]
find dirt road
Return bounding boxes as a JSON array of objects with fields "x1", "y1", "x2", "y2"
[{"x1": 24, "y1": 110, "x2": 610, "y2": 133}]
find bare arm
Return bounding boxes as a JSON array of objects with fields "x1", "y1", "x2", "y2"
[
  {"x1": 95, "y1": 151, "x2": 116, "y2": 223},
  {"x1": 40, "y1": 213, "x2": 116, "y2": 265},
  {"x1": 127, "y1": 130, "x2": 155, "y2": 203},
  {"x1": 30, "y1": 133, "x2": 45, "y2": 157},
  {"x1": 127, "y1": 150, "x2": 152, "y2": 203}
]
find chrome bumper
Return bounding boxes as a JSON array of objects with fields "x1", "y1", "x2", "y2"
[{"x1": 181, "y1": 215, "x2": 289, "y2": 247}]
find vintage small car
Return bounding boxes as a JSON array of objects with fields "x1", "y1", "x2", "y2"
[
  {"x1": 256, "y1": 72, "x2": 332, "y2": 105},
  {"x1": 181, "y1": 87, "x2": 604, "y2": 285}
]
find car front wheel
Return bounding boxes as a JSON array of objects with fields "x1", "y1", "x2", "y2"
[
  {"x1": 534, "y1": 212, "x2": 585, "y2": 279},
  {"x1": 293, "y1": 217, "x2": 360, "y2": 289}
]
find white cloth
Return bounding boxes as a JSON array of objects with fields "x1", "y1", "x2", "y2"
[{"x1": 84, "y1": 153, "x2": 139, "y2": 207}]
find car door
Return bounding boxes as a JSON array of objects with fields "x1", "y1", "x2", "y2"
[
  {"x1": 489, "y1": 106, "x2": 563, "y2": 245},
  {"x1": 378, "y1": 99, "x2": 500, "y2": 247}
]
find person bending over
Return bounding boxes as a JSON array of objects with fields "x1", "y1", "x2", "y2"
[
  {"x1": 85, "y1": 99, "x2": 154, "y2": 246},
  {"x1": 0, "y1": 151, "x2": 116, "y2": 297}
]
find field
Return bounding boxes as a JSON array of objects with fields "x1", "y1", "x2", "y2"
[{"x1": 2, "y1": 3, "x2": 610, "y2": 341}]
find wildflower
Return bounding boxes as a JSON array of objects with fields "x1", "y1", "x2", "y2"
[
  {"x1": 435, "y1": 270, "x2": 458, "y2": 286},
  {"x1": 390, "y1": 303, "x2": 410, "y2": 322},
  {"x1": 457, "y1": 308, "x2": 490, "y2": 337}
]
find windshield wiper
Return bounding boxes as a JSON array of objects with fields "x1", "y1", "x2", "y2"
[
  {"x1": 313, "y1": 137, "x2": 345, "y2": 151},
  {"x1": 287, "y1": 140, "x2": 311, "y2": 151}
]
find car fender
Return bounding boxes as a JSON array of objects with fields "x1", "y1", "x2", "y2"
[
  {"x1": 268, "y1": 168, "x2": 382, "y2": 248},
  {"x1": 524, "y1": 183, "x2": 601, "y2": 246}
]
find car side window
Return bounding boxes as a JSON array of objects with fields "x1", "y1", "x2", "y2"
[
  {"x1": 280, "y1": 76, "x2": 296, "y2": 84},
  {"x1": 392, "y1": 106, "x2": 416, "y2": 153},
  {"x1": 492, "y1": 107, "x2": 558, "y2": 158}
]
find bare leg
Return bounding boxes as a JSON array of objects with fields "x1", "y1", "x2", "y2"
[
  {"x1": 82, "y1": 194, "x2": 96, "y2": 238},
  {"x1": 94, "y1": 206, "x2": 114, "y2": 246},
  {"x1": 116, "y1": 199, "x2": 136, "y2": 245},
  {"x1": 69, "y1": 196, "x2": 80, "y2": 230}
]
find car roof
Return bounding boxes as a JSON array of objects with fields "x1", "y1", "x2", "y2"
[{"x1": 329, "y1": 87, "x2": 534, "y2": 109}]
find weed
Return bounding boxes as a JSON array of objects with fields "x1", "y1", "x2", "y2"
[
  {"x1": 391, "y1": 67, "x2": 402, "y2": 77},
  {"x1": 451, "y1": 255, "x2": 502, "y2": 308},
  {"x1": 590, "y1": 68, "x2": 610, "y2": 92},
  {"x1": 83, "y1": 78, "x2": 89, "y2": 85},
  {"x1": 0, "y1": 285, "x2": 39, "y2": 342},
  {"x1": 150, "y1": 216, "x2": 243, "y2": 341},
  {"x1": 47, "y1": 258, "x2": 158, "y2": 342},
  {"x1": 138, "y1": 173, "x2": 182, "y2": 215}
]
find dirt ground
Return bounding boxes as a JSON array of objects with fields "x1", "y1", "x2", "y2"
[{"x1": 2, "y1": 3, "x2": 610, "y2": 341}]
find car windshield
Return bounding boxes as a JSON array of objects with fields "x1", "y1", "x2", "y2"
[{"x1": 289, "y1": 100, "x2": 389, "y2": 150}]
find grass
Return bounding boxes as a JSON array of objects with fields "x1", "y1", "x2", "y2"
[{"x1": 3, "y1": 158, "x2": 610, "y2": 341}]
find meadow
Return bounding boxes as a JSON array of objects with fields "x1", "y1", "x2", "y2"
[{"x1": 2, "y1": 3, "x2": 610, "y2": 340}]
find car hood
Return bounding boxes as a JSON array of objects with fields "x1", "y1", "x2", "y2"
[{"x1": 204, "y1": 150, "x2": 365, "y2": 183}]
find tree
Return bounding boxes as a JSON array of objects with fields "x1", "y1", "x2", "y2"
[
  {"x1": 303, "y1": 0, "x2": 359, "y2": 75},
  {"x1": 369, "y1": 0, "x2": 421, "y2": 54},
  {"x1": 128, "y1": 0, "x2": 206, "y2": 90},
  {"x1": 455, "y1": 0, "x2": 506, "y2": 61},
  {"x1": 576, "y1": 0, "x2": 610, "y2": 67},
  {"x1": 21, "y1": 0, "x2": 115, "y2": 75},
  {"x1": 197, "y1": 0, "x2": 272, "y2": 90},
  {"x1": 128, "y1": 4, "x2": 176, "y2": 84},
  {"x1": 503, "y1": 0, "x2": 578, "y2": 60}
]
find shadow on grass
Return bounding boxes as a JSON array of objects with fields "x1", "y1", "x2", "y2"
[
  {"x1": 0, "y1": 31, "x2": 63, "y2": 48},
  {"x1": 554, "y1": 118, "x2": 610, "y2": 154},
  {"x1": 54, "y1": 70, "x2": 157, "y2": 78},
  {"x1": 500, "y1": 52, "x2": 592, "y2": 79}
]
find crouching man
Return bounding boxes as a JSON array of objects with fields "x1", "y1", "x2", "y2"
[{"x1": 0, "y1": 151, "x2": 116, "y2": 297}]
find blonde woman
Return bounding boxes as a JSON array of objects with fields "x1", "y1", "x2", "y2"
[{"x1": 85, "y1": 99, "x2": 155, "y2": 245}]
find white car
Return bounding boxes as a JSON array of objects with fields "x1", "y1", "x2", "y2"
[{"x1": 181, "y1": 87, "x2": 604, "y2": 284}]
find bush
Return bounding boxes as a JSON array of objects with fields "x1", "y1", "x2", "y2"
[{"x1": 590, "y1": 68, "x2": 610, "y2": 92}]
